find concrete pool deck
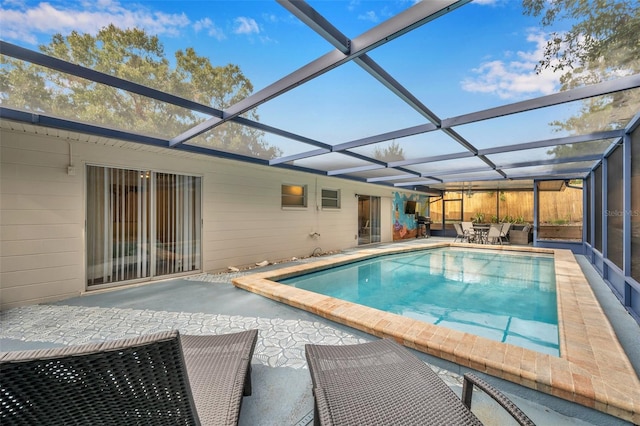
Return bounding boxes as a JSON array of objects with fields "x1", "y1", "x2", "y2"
[{"x1": 233, "y1": 241, "x2": 640, "y2": 424}]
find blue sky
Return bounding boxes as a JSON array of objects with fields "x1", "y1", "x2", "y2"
[{"x1": 0, "y1": 0, "x2": 575, "y2": 154}]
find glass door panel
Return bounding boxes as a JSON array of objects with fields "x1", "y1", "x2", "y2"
[
  {"x1": 358, "y1": 195, "x2": 371, "y2": 245},
  {"x1": 370, "y1": 196, "x2": 381, "y2": 244},
  {"x1": 358, "y1": 195, "x2": 380, "y2": 245},
  {"x1": 155, "y1": 173, "x2": 202, "y2": 276},
  {"x1": 86, "y1": 166, "x2": 151, "y2": 286}
]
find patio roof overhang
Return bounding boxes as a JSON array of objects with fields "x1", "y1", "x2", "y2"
[{"x1": 1, "y1": 0, "x2": 638, "y2": 194}]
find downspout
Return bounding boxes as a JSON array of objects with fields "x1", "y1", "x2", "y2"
[{"x1": 67, "y1": 141, "x2": 76, "y2": 175}]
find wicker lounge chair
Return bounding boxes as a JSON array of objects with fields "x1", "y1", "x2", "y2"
[
  {"x1": 305, "y1": 338, "x2": 535, "y2": 426},
  {"x1": 0, "y1": 329, "x2": 258, "y2": 426}
]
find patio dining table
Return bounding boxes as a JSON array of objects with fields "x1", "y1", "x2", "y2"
[{"x1": 472, "y1": 224, "x2": 490, "y2": 244}]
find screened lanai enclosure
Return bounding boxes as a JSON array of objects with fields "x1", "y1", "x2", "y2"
[{"x1": 1, "y1": 0, "x2": 639, "y2": 320}]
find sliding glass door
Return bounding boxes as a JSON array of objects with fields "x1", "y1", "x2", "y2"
[
  {"x1": 358, "y1": 195, "x2": 381, "y2": 245},
  {"x1": 86, "y1": 166, "x2": 201, "y2": 288}
]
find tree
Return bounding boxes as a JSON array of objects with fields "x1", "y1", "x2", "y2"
[
  {"x1": 0, "y1": 25, "x2": 281, "y2": 159},
  {"x1": 522, "y1": 0, "x2": 640, "y2": 157},
  {"x1": 373, "y1": 140, "x2": 405, "y2": 162},
  {"x1": 523, "y1": 0, "x2": 639, "y2": 78},
  {"x1": 0, "y1": 56, "x2": 52, "y2": 112}
]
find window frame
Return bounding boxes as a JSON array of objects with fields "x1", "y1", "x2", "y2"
[
  {"x1": 281, "y1": 183, "x2": 307, "y2": 208},
  {"x1": 321, "y1": 188, "x2": 341, "y2": 209}
]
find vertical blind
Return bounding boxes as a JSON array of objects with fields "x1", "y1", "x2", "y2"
[
  {"x1": 155, "y1": 173, "x2": 201, "y2": 276},
  {"x1": 86, "y1": 166, "x2": 201, "y2": 287},
  {"x1": 370, "y1": 196, "x2": 381, "y2": 244}
]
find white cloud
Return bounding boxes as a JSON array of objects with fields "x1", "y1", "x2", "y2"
[
  {"x1": 233, "y1": 17, "x2": 259, "y2": 35},
  {"x1": 194, "y1": 17, "x2": 225, "y2": 41},
  {"x1": 358, "y1": 10, "x2": 379, "y2": 23},
  {"x1": 262, "y1": 13, "x2": 278, "y2": 24},
  {"x1": 0, "y1": 1, "x2": 191, "y2": 44},
  {"x1": 472, "y1": 0, "x2": 500, "y2": 5},
  {"x1": 194, "y1": 17, "x2": 211, "y2": 33},
  {"x1": 461, "y1": 29, "x2": 561, "y2": 99},
  {"x1": 347, "y1": 0, "x2": 360, "y2": 12}
]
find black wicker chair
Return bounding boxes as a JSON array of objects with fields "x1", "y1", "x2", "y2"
[
  {"x1": 305, "y1": 338, "x2": 535, "y2": 426},
  {"x1": 0, "y1": 329, "x2": 258, "y2": 426}
]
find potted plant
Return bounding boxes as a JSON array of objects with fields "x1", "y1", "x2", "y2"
[{"x1": 471, "y1": 212, "x2": 485, "y2": 224}]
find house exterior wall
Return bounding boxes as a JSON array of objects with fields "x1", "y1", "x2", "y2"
[
  {"x1": 1, "y1": 127, "x2": 405, "y2": 309},
  {"x1": 1, "y1": 129, "x2": 84, "y2": 309}
]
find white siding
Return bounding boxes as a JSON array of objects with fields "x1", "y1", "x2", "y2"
[
  {"x1": 1, "y1": 127, "x2": 405, "y2": 309},
  {"x1": 1, "y1": 131, "x2": 83, "y2": 308}
]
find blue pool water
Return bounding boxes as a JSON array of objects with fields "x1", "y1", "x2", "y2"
[{"x1": 281, "y1": 247, "x2": 559, "y2": 355}]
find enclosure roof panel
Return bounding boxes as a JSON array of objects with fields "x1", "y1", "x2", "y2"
[{"x1": 1, "y1": 0, "x2": 638, "y2": 193}]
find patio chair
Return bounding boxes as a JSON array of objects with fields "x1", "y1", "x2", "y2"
[
  {"x1": 305, "y1": 338, "x2": 535, "y2": 426},
  {"x1": 487, "y1": 223, "x2": 503, "y2": 245},
  {"x1": 500, "y1": 222, "x2": 512, "y2": 243},
  {"x1": 453, "y1": 222, "x2": 468, "y2": 243},
  {"x1": 0, "y1": 329, "x2": 258, "y2": 426},
  {"x1": 360, "y1": 220, "x2": 370, "y2": 236},
  {"x1": 461, "y1": 221, "x2": 477, "y2": 243}
]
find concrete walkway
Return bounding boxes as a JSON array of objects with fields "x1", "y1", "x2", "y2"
[{"x1": 1, "y1": 240, "x2": 637, "y2": 425}]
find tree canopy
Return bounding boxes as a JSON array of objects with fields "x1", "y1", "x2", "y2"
[
  {"x1": 373, "y1": 140, "x2": 405, "y2": 162},
  {"x1": 0, "y1": 25, "x2": 281, "y2": 159},
  {"x1": 523, "y1": 0, "x2": 639, "y2": 158}
]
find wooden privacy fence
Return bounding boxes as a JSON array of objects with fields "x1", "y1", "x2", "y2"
[{"x1": 429, "y1": 188, "x2": 583, "y2": 225}]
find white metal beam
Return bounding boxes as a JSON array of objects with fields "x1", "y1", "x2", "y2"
[{"x1": 442, "y1": 74, "x2": 640, "y2": 128}]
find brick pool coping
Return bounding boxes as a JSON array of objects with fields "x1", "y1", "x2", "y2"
[{"x1": 232, "y1": 242, "x2": 640, "y2": 423}]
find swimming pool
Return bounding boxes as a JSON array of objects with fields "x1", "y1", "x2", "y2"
[
  {"x1": 280, "y1": 247, "x2": 559, "y2": 355},
  {"x1": 233, "y1": 242, "x2": 640, "y2": 422}
]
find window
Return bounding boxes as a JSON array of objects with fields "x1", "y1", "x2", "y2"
[
  {"x1": 282, "y1": 184, "x2": 307, "y2": 207},
  {"x1": 321, "y1": 189, "x2": 340, "y2": 209}
]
